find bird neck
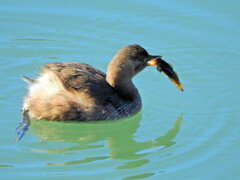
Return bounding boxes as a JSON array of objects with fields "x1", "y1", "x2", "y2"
[
  {"x1": 107, "y1": 75, "x2": 140, "y2": 100},
  {"x1": 106, "y1": 57, "x2": 141, "y2": 103}
]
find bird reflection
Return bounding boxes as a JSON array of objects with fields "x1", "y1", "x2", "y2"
[{"x1": 25, "y1": 112, "x2": 182, "y2": 169}]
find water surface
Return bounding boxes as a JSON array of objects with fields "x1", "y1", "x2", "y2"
[{"x1": 0, "y1": 0, "x2": 239, "y2": 179}]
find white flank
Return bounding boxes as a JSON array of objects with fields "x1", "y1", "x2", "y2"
[{"x1": 28, "y1": 71, "x2": 65, "y2": 97}]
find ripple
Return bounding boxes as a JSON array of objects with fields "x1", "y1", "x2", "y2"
[
  {"x1": 46, "y1": 156, "x2": 108, "y2": 166},
  {"x1": 0, "y1": 165, "x2": 14, "y2": 168},
  {"x1": 123, "y1": 172, "x2": 155, "y2": 180},
  {"x1": 13, "y1": 38, "x2": 70, "y2": 43}
]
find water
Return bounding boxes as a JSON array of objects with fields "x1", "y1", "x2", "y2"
[{"x1": 0, "y1": 0, "x2": 239, "y2": 179}]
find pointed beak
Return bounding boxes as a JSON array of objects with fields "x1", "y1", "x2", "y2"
[{"x1": 148, "y1": 56, "x2": 184, "y2": 92}]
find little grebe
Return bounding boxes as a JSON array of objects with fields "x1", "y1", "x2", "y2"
[{"x1": 21, "y1": 44, "x2": 183, "y2": 122}]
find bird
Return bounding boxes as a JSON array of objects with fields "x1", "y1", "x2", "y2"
[
  {"x1": 16, "y1": 44, "x2": 183, "y2": 142},
  {"x1": 21, "y1": 44, "x2": 183, "y2": 123}
]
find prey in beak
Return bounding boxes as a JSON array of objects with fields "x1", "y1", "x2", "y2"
[{"x1": 147, "y1": 56, "x2": 183, "y2": 92}]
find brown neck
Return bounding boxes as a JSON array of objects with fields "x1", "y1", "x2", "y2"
[
  {"x1": 107, "y1": 74, "x2": 140, "y2": 102},
  {"x1": 106, "y1": 56, "x2": 141, "y2": 102},
  {"x1": 108, "y1": 78, "x2": 139, "y2": 100}
]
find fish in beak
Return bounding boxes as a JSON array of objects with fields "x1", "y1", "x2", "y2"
[{"x1": 147, "y1": 56, "x2": 183, "y2": 92}]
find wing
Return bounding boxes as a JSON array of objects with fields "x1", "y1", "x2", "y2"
[{"x1": 42, "y1": 62, "x2": 121, "y2": 106}]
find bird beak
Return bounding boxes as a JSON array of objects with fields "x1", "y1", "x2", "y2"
[{"x1": 148, "y1": 56, "x2": 184, "y2": 92}]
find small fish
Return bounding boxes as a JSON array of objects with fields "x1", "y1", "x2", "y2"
[{"x1": 148, "y1": 56, "x2": 183, "y2": 91}]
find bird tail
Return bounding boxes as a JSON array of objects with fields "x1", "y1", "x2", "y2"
[{"x1": 22, "y1": 76, "x2": 35, "y2": 84}]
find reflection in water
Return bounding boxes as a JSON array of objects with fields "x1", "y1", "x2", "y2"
[
  {"x1": 25, "y1": 112, "x2": 182, "y2": 169},
  {"x1": 0, "y1": 165, "x2": 14, "y2": 168},
  {"x1": 122, "y1": 172, "x2": 156, "y2": 180}
]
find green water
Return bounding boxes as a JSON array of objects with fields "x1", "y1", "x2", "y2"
[{"x1": 1, "y1": 0, "x2": 240, "y2": 179}]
